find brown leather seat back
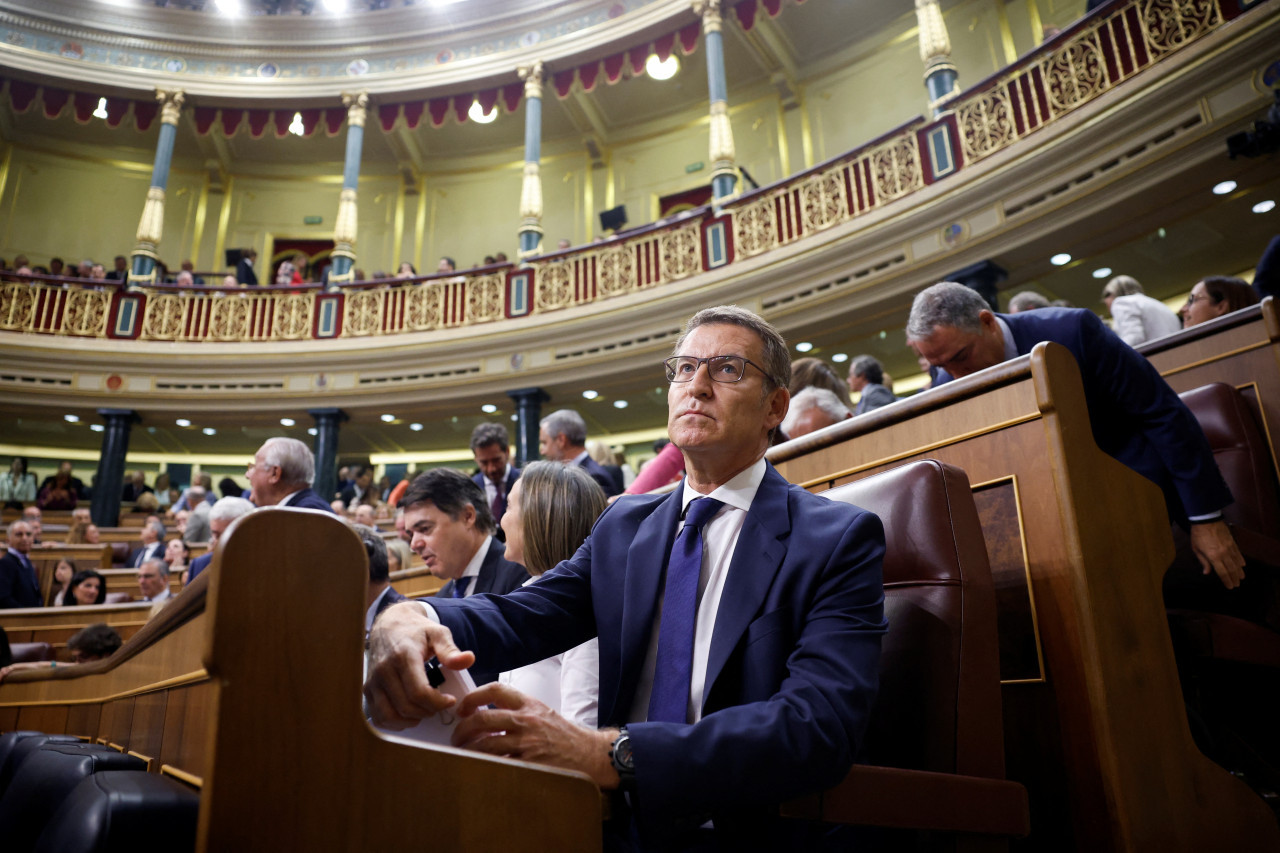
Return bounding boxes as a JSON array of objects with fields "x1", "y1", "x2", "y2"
[
  {"x1": 9, "y1": 642, "x2": 54, "y2": 663},
  {"x1": 1179, "y1": 383, "x2": 1280, "y2": 535},
  {"x1": 823, "y1": 460, "x2": 1004, "y2": 780},
  {"x1": 110, "y1": 543, "x2": 130, "y2": 566}
]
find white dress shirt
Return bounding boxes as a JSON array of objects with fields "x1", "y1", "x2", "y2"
[
  {"x1": 500, "y1": 577, "x2": 600, "y2": 727},
  {"x1": 480, "y1": 466, "x2": 511, "y2": 506},
  {"x1": 453, "y1": 535, "x2": 492, "y2": 597},
  {"x1": 627, "y1": 456, "x2": 766, "y2": 724}
]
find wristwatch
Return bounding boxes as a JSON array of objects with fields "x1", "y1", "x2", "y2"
[{"x1": 609, "y1": 726, "x2": 636, "y2": 792}]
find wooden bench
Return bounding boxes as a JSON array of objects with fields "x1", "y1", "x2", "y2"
[
  {"x1": 0, "y1": 544, "x2": 115, "y2": 605},
  {"x1": 0, "y1": 602, "x2": 154, "y2": 660},
  {"x1": 767, "y1": 342, "x2": 1278, "y2": 851},
  {"x1": 0, "y1": 510, "x2": 601, "y2": 850},
  {"x1": 388, "y1": 566, "x2": 445, "y2": 599}
]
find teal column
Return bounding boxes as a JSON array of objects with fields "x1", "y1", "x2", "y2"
[
  {"x1": 697, "y1": 1, "x2": 737, "y2": 200},
  {"x1": 518, "y1": 61, "x2": 545, "y2": 259},
  {"x1": 916, "y1": 0, "x2": 960, "y2": 116},
  {"x1": 329, "y1": 92, "x2": 368, "y2": 285},
  {"x1": 130, "y1": 90, "x2": 185, "y2": 287}
]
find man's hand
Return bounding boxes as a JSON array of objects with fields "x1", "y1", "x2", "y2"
[
  {"x1": 452, "y1": 682, "x2": 621, "y2": 790},
  {"x1": 1190, "y1": 520, "x2": 1246, "y2": 590},
  {"x1": 364, "y1": 602, "x2": 475, "y2": 730}
]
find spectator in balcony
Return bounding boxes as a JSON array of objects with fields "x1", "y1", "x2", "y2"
[
  {"x1": 38, "y1": 468, "x2": 78, "y2": 510},
  {"x1": 221, "y1": 274, "x2": 238, "y2": 287},
  {"x1": 1101, "y1": 275, "x2": 1182, "y2": 346},
  {"x1": 0, "y1": 456, "x2": 36, "y2": 505},
  {"x1": 437, "y1": 257, "x2": 456, "y2": 274},
  {"x1": 1180, "y1": 276, "x2": 1260, "y2": 329},
  {"x1": 180, "y1": 259, "x2": 205, "y2": 285},
  {"x1": 275, "y1": 257, "x2": 297, "y2": 287},
  {"x1": 237, "y1": 248, "x2": 259, "y2": 286},
  {"x1": 62, "y1": 569, "x2": 107, "y2": 606},
  {"x1": 397, "y1": 262, "x2": 417, "y2": 278},
  {"x1": 175, "y1": 270, "x2": 195, "y2": 287},
  {"x1": 121, "y1": 470, "x2": 153, "y2": 502},
  {"x1": 105, "y1": 255, "x2": 128, "y2": 281},
  {"x1": 1008, "y1": 291, "x2": 1051, "y2": 312},
  {"x1": 76, "y1": 260, "x2": 93, "y2": 278},
  {"x1": 48, "y1": 257, "x2": 64, "y2": 277},
  {"x1": 89, "y1": 263, "x2": 107, "y2": 281},
  {"x1": 557, "y1": 238, "x2": 571, "y2": 250}
]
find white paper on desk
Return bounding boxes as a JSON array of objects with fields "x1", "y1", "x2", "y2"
[{"x1": 377, "y1": 666, "x2": 477, "y2": 747}]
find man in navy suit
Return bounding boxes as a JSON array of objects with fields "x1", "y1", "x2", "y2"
[
  {"x1": 367, "y1": 306, "x2": 887, "y2": 846},
  {"x1": 907, "y1": 281, "x2": 1244, "y2": 589},
  {"x1": 0, "y1": 521, "x2": 42, "y2": 608},
  {"x1": 539, "y1": 408, "x2": 621, "y2": 497},
  {"x1": 127, "y1": 520, "x2": 166, "y2": 568},
  {"x1": 246, "y1": 437, "x2": 336, "y2": 513},
  {"x1": 356, "y1": 524, "x2": 407, "y2": 642},
  {"x1": 186, "y1": 496, "x2": 256, "y2": 583},
  {"x1": 469, "y1": 422, "x2": 521, "y2": 531}
]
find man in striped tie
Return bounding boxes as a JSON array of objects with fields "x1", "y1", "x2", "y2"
[{"x1": 367, "y1": 306, "x2": 887, "y2": 848}]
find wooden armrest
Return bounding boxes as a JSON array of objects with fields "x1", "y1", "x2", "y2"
[{"x1": 781, "y1": 765, "x2": 1030, "y2": 837}]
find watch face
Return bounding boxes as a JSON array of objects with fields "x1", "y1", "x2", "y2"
[{"x1": 614, "y1": 735, "x2": 635, "y2": 770}]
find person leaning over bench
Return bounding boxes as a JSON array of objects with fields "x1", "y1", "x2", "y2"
[
  {"x1": 906, "y1": 281, "x2": 1245, "y2": 590},
  {"x1": 366, "y1": 305, "x2": 888, "y2": 849}
]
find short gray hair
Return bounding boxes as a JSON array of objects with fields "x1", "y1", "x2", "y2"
[
  {"x1": 1101, "y1": 275, "x2": 1143, "y2": 300},
  {"x1": 674, "y1": 305, "x2": 790, "y2": 392},
  {"x1": 906, "y1": 282, "x2": 990, "y2": 342},
  {"x1": 540, "y1": 409, "x2": 587, "y2": 446},
  {"x1": 782, "y1": 387, "x2": 851, "y2": 435},
  {"x1": 849, "y1": 355, "x2": 884, "y2": 385},
  {"x1": 260, "y1": 437, "x2": 315, "y2": 488},
  {"x1": 146, "y1": 519, "x2": 167, "y2": 539},
  {"x1": 1008, "y1": 291, "x2": 1050, "y2": 312},
  {"x1": 142, "y1": 557, "x2": 170, "y2": 578},
  {"x1": 209, "y1": 496, "x2": 256, "y2": 524}
]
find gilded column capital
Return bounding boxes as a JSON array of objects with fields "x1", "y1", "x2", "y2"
[
  {"x1": 915, "y1": 0, "x2": 952, "y2": 63},
  {"x1": 343, "y1": 92, "x2": 369, "y2": 128},
  {"x1": 157, "y1": 89, "x2": 185, "y2": 126},
  {"x1": 708, "y1": 99, "x2": 736, "y2": 172},
  {"x1": 518, "y1": 60, "x2": 545, "y2": 100},
  {"x1": 693, "y1": 0, "x2": 722, "y2": 34}
]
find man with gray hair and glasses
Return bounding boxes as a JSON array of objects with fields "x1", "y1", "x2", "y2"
[
  {"x1": 906, "y1": 280, "x2": 1244, "y2": 593},
  {"x1": 246, "y1": 437, "x2": 335, "y2": 512},
  {"x1": 368, "y1": 304, "x2": 886, "y2": 848},
  {"x1": 185, "y1": 496, "x2": 257, "y2": 584},
  {"x1": 538, "y1": 408, "x2": 620, "y2": 497}
]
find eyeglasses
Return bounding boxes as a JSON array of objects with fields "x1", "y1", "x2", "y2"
[
  {"x1": 1184, "y1": 293, "x2": 1213, "y2": 306},
  {"x1": 664, "y1": 355, "x2": 767, "y2": 384}
]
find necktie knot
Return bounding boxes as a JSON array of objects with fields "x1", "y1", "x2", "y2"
[{"x1": 682, "y1": 497, "x2": 723, "y2": 532}]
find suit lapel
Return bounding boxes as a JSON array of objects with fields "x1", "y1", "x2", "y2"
[
  {"x1": 472, "y1": 538, "x2": 501, "y2": 595},
  {"x1": 702, "y1": 466, "x2": 791, "y2": 710},
  {"x1": 604, "y1": 490, "x2": 682, "y2": 723}
]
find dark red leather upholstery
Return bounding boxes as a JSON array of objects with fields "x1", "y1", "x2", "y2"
[{"x1": 9, "y1": 641, "x2": 55, "y2": 663}]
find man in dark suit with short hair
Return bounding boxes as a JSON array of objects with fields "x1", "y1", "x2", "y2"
[
  {"x1": 398, "y1": 468, "x2": 525, "y2": 683},
  {"x1": 538, "y1": 408, "x2": 620, "y2": 497},
  {"x1": 356, "y1": 523, "x2": 407, "y2": 641},
  {"x1": 247, "y1": 437, "x2": 336, "y2": 513},
  {"x1": 0, "y1": 521, "x2": 42, "y2": 608},
  {"x1": 469, "y1": 422, "x2": 521, "y2": 532}
]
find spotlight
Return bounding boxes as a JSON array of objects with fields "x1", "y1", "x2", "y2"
[
  {"x1": 831, "y1": 353, "x2": 849, "y2": 363},
  {"x1": 646, "y1": 54, "x2": 679, "y2": 81},
  {"x1": 613, "y1": 400, "x2": 629, "y2": 409},
  {"x1": 481, "y1": 404, "x2": 498, "y2": 414},
  {"x1": 380, "y1": 414, "x2": 396, "y2": 423},
  {"x1": 64, "y1": 414, "x2": 80, "y2": 423},
  {"x1": 409, "y1": 423, "x2": 424, "y2": 431},
  {"x1": 1254, "y1": 200, "x2": 1276, "y2": 214},
  {"x1": 176, "y1": 418, "x2": 192, "y2": 427},
  {"x1": 1092, "y1": 267, "x2": 1112, "y2": 279},
  {"x1": 90, "y1": 424, "x2": 105, "y2": 432},
  {"x1": 280, "y1": 417, "x2": 296, "y2": 427},
  {"x1": 1050, "y1": 253, "x2": 1072, "y2": 266},
  {"x1": 582, "y1": 390, "x2": 599, "y2": 400},
  {"x1": 795, "y1": 342, "x2": 814, "y2": 353},
  {"x1": 468, "y1": 101, "x2": 497, "y2": 124},
  {"x1": 1213, "y1": 180, "x2": 1237, "y2": 195},
  {"x1": 203, "y1": 427, "x2": 217, "y2": 435}
]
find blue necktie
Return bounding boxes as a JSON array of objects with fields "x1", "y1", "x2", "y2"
[
  {"x1": 452, "y1": 576, "x2": 473, "y2": 599},
  {"x1": 648, "y1": 497, "x2": 724, "y2": 724}
]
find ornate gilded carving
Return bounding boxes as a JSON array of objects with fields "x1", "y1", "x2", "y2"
[
  {"x1": 658, "y1": 224, "x2": 702, "y2": 281},
  {"x1": 519, "y1": 161, "x2": 543, "y2": 221},
  {"x1": 915, "y1": 0, "x2": 952, "y2": 63},
  {"x1": 1141, "y1": 0, "x2": 1221, "y2": 55},
  {"x1": 536, "y1": 260, "x2": 573, "y2": 313},
  {"x1": 868, "y1": 135, "x2": 924, "y2": 203},
  {"x1": 157, "y1": 89, "x2": 184, "y2": 126},
  {"x1": 343, "y1": 288, "x2": 383, "y2": 336},
  {"x1": 333, "y1": 187, "x2": 359, "y2": 250},
  {"x1": 135, "y1": 186, "x2": 167, "y2": 246},
  {"x1": 692, "y1": 0, "x2": 722, "y2": 34},
  {"x1": 343, "y1": 91, "x2": 369, "y2": 128},
  {"x1": 799, "y1": 170, "x2": 849, "y2": 234},
  {"x1": 0, "y1": 282, "x2": 35, "y2": 330},
  {"x1": 62, "y1": 288, "x2": 110, "y2": 337},
  {"x1": 733, "y1": 195, "x2": 779, "y2": 258},
  {"x1": 597, "y1": 244, "x2": 636, "y2": 298},
  {"x1": 466, "y1": 275, "x2": 506, "y2": 324},
  {"x1": 404, "y1": 284, "x2": 444, "y2": 331},
  {"x1": 518, "y1": 60, "x2": 544, "y2": 100},
  {"x1": 208, "y1": 295, "x2": 251, "y2": 341},
  {"x1": 1042, "y1": 36, "x2": 1108, "y2": 114},
  {"x1": 956, "y1": 88, "x2": 1017, "y2": 162},
  {"x1": 708, "y1": 100, "x2": 736, "y2": 173},
  {"x1": 273, "y1": 294, "x2": 313, "y2": 340}
]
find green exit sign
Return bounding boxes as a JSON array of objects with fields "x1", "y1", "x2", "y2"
[
  {"x1": 303, "y1": 215, "x2": 323, "y2": 225},
  {"x1": 685, "y1": 161, "x2": 705, "y2": 173}
]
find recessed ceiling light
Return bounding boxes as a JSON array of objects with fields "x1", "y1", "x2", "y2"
[
  {"x1": 321, "y1": 0, "x2": 346, "y2": 11},
  {"x1": 1092, "y1": 267, "x2": 1113, "y2": 279},
  {"x1": 307, "y1": 427, "x2": 318, "y2": 436},
  {"x1": 613, "y1": 400, "x2": 629, "y2": 409},
  {"x1": 214, "y1": 0, "x2": 241, "y2": 15},
  {"x1": 288, "y1": 112, "x2": 305, "y2": 136},
  {"x1": 1254, "y1": 200, "x2": 1276, "y2": 214},
  {"x1": 409, "y1": 423, "x2": 424, "y2": 431},
  {"x1": 175, "y1": 418, "x2": 191, "y2": 427},
  {"x1": 831, "y1": 353, "x2": 848, "y2": 363},
  {"x1": 582, "y1": 390, "x2": 599, "y2": 400},
  {"x1": 90, "y1": 424, "x2": 104, "y2": 432},
  {"x1": 92, "y1": 97, "x2": 108, "y2": 120},
  {"x1": 380, "y1": 414, "x2": 395, "y2": 423},
  {"x1": 510, "y1": 414, "x2": 518, "y2": 422},
  {"x1": 795, "y1": 342, "x2": 814, "y2": 353},
  {"x1": 646, "y1": 54, "x2": 679, "y2": 81},
  {"x1": 280, "y1": 417, "x2": 295, "y2": 427},
  {"x1": 468, "y1": 101, "x2": 497, "y2": 124},
  {"x1": 1212, "y1": 180, "x2": 1237, "y2": 195},
  {"x1": 64, "y1": 414, "x2": 79, "y2": 423},
  {"x1": 481, "y1": 404, "x2": 498, "y2": 414},
  {"x1": 202, "y1": 427, "x2": 216, "y2": 435},
  {"x1": 1050, "y1": 253, "x2": 1072, "y2": 266}
]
